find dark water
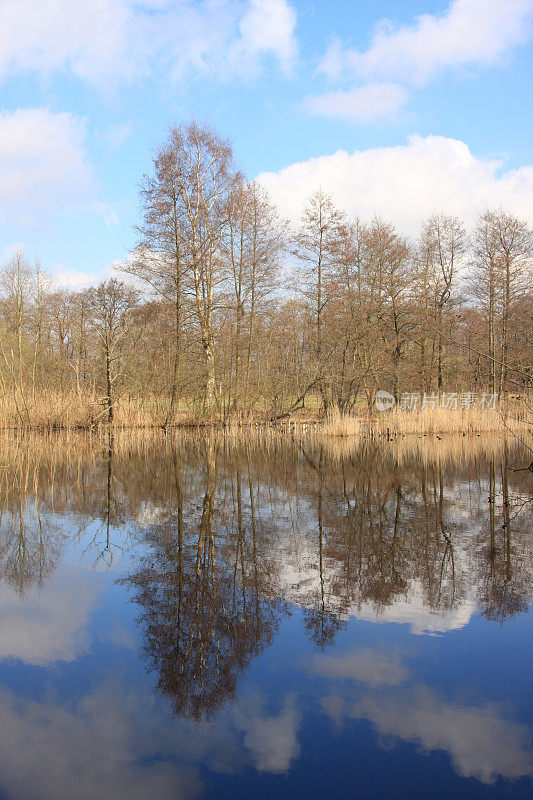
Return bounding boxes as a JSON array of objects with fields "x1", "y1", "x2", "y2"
[{"x1": 0, "y1": 433, "x2": 532, "y2": 800}]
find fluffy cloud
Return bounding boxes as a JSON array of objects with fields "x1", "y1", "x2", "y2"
[
  {"x1": 257, "y1": 134, "x2": 533, "y2": 235},
  {"x1": 308, "y1": 1, "x2": 533, "y2": 123},
  {"x1": 0, "y1": 684, "x2": 201, "y2": 800},
  {"x1": 320, "y1": 0, "x2": 533, "y2": 86},
  {"x1": 351, "y1": 687, "x2": 533, "y2": 784},
  {"x1": 0, "y1": 108, "x2": 96, "y2": 226},
  {"x1": 53, "y1": 269, "x2": 104, "y2": 289},
  {"x1": 0, "y1": 570, "x2": 101, "y2": 666},
  {"x1": 234, "y1": 694, "x2": 301, "y2": 773},
  {"x1": 353, "y1": 581, "x2": 477, "y2": 635},
  {"x1": 0, "y1": 681, "x2": 303, "y2": 799},
  {"x1": 320, "y1": 673, "x2": 533, "y2": 785},
  {"x1": 238, "y1": 0, "x2": 297, "y2": 73},
  {"x1": 302, "y1": 82, "x2": 408, "y2": 123},
  {"x1": 0, "y1": 0, "x2": 298, "y2": 90}
]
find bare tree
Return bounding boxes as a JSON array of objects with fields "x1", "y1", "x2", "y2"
[
  {"x1": 223, "y1": 181, "x2": 285, "y2": 412},
  {"x1": 293, "y1": 190, "x2": 344, "y2": 411},
  {"x1": 170, "y1": 122, "x2": 242, "y2": 413},
  {"x1": 88, "y1": 279, "x2": 138, "y2": 423},
  {"x1": 472, "y1": 210, "x2": 532, "y2": 396},
  {"x1": 418, "y1": 213, "x2": 467, "y2": 393},
  {"x1": 365, "y1": 219, "x2": 412, "y2": 402},
  {"x1": 125, "y1": 133, "x2": 190, "y2": 426}
]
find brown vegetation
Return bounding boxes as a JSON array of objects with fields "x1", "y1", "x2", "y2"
[{"x1": 0, "y1": 122, "x2": 531, "y2": 434}]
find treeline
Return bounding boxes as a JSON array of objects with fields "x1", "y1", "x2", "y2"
[{"x1": 0, "y1": 121, "x2": 531, "y2": 426}]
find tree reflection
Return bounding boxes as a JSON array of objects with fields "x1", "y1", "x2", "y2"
[
  {"x1": 300, "y1": 444, "x2": 346, "y2": 649},
  {"x1": 0, "y1": 432, "x2": 531, "y2": 714},
  {"x1": 125, "y1": 437, "x2": 284, "y2": 720},
  {"x1": 0, "y1": 448, "x2": 61, "y2": 595},
  {"x1": 82, "y1": 433, "x2": 128, "y2": 567},
  {"x1": 478, "y1": 451, "x2": 531, "y2": 621}
]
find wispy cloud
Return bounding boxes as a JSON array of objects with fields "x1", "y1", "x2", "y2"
[
  {"x1": 320, "y1": 0, "x2": 533, "y2": 86},
  {"x1": 307, "y1": 0, "x2": 533, "y2": 124},
  {"x1": 98, "y1": 122, "x2": 134, "y2": 150},
  {"x1": 0, "y1": 0, "x2": 298, "y2": 91},
  {"x1": 309, "y1": 647, "x2": 408, "y2": 686},
  {"x1": 302, "y1": 82, "x2": 408, "y2": 123},
  {"x1": 90, "y1": 202, "x2": 121, "y2": 230},
  {"x1": 0, "y1": 108, "x2": 96, "y2": 226}
]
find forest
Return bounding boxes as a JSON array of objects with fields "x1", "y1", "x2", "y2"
[{"x1": 1, "y1": 122, "x2": 531, "y2": 430}]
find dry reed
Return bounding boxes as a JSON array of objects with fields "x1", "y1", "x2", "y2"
[
  {"x1": 0, "y1": 389, "x2": 531, "y2": 445},
  {"x1": 322, "y1": 401, "x2": 532, "y2": 441},
  {"x1": 0, "y1": 391, "x2": 199, "y2": 431}
]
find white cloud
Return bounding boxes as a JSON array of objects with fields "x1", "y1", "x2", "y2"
[
  {"x1": 234, "y1": 694, "x2": 301, "y2": 773},
  {"x1": 90, "y1": 202, "x2": 121, "y2": 229},
  {"x1": 0, "y1": 108, "x2": 96, "y2": 226},
  {"x1": 51, "y1": 254, "x2": 125, "y2": 289},
  {"x1": 257, "y1": 134, "x2": 533, "y2": 235},
  {"x1": 238, "y1": 0, "x2": 297, "y2": 73},
  {"x1": 0, "y1": 684, "x2": 201, "y2": 800},
  {"x1": 0, "y1": 680, "x2": 303, "y2": 799},
  {"x1": 159, "y1": 0, "x2": 298, "y2": 84},
  {"x1": 353, "y1": 581, "x2": 477, "y2": 635},
  {"x1": 53, "y1": 270, "x2": 103, "y2": 289},
  {"x1": 0, "y1": 0, "x2": 298, "y2": 90},
  {"x1": 302, "y1": 82, "x2": 408, "y2": 123},
  {"x1": 0, "y1": 0, "x2": 136, "y2": 89},
  {"x1": 309, "y1": 648, "x2": 408, "y2": 686},
  {"x1": 0, "y1": 242, "x2": 26, "y2": 261},
  {"x1": 321, "y1": 0, "x2": 533, "y2": 86},
  {"x1": 351, "y1": 686, "x2": 533, "y2": 784},
  {"x1": 0, "y1": 569, "x2": 101, "y2": 666}
]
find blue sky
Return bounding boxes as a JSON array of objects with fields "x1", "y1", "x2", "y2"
[{"x1": 1, "y1": 0, "x2": 532, "y2": 286}]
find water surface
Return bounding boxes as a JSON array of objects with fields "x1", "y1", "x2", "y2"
[{"x1": 0, "y1": 433, "x2": 532, "y2": 799}]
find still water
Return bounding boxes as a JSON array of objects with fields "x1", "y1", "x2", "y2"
[{"x1": 0, "y1": 432, "x2": 532, "y2": 800}]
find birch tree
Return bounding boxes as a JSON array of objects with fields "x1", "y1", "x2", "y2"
[{"x1": 88, "y1": 280, "x2": 138, "y2": 423}]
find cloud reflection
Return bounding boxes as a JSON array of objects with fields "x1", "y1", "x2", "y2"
[
  {"x1": 309, "y1": 647, "x2": 408, "y2": 686},
  {"x1": 0, "y1": 681, "x2": 303, "y2": 800},
  {"x1": 0, "y1": 570, "x2": 101, "y2": 666},
  {"x1": 317, "y1": 646, "x2": 533, "y2": 785}
]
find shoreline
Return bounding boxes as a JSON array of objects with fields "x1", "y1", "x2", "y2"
[{"x1": 0, "y1": 392, "x2": 531, "y2": 439}]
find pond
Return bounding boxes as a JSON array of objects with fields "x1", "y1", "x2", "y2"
[{"x1": 0, "y1": 432, "x2": 532, "y2": 800}]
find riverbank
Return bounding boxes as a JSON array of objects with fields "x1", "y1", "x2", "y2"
[{"x1": 0, "y1": 390, "x2": 531, "y2": 440}]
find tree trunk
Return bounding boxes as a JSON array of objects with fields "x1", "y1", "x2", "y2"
[
  {"x1": 488, "y1": 260, "x2": 495, "y2": 395},
  {"x1": 203, "y1": 334, "x2": 216, "y2": 413},
  {"x1": 105, "y1": 337, "x2": 113, "y2": 423}
]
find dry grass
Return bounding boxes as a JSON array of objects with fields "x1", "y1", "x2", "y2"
[
  {"x1": 0, "y1": 391, "x2": 200, "y2": 431},
  {"x1": 0, "y1": 390, "x2": 103, "y2": 431},
  {"x1": 322, "y1": 400, "x2": 532, "y2": 441},
  {"x1": 0, "y1": 389, "x2": 531, "y2": 445}
]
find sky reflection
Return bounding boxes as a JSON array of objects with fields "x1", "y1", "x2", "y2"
[{"x1": 0, "y1": 433, "x2": 531, "y2": 799}]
